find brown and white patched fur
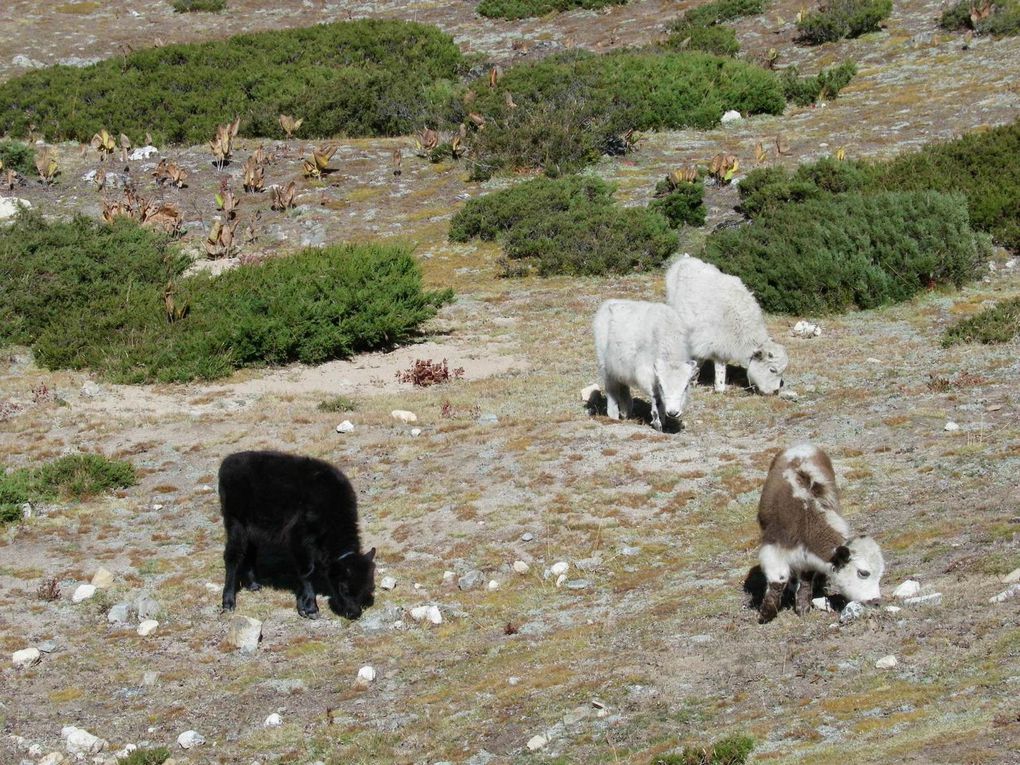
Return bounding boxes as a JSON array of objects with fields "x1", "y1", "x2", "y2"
[{"x1": 756, "y1": 443, "x2": 885, "y2": 623}]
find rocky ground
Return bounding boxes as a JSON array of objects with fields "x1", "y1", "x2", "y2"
[{"x1": 2, "y1": 1, "x2": 1020, "y2": 764}]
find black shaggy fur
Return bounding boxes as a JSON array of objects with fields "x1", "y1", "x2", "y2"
[{"x1": 218, "y1": 450, "x2": 376, "y2": 620}]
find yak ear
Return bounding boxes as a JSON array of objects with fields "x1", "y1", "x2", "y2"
[
  {"x1": 751, "y1": 348, "x2": 764, "y2": 361},
  {"x1": 831, "y1": 545, "x2": 852, "y2": 570},
  {"x1": 365, "y1": 547, "x2": 376, "y2": 562}
]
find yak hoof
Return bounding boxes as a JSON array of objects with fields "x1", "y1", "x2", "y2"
[
  {"x1": 299, "y1": 609, "x2": 320, "y2": 620},
  {"x1": 221, "y1": 602, "x2": 236, "y2": 613},
  {"x1": 245, "y1": 581, "x2": 262, "y2": 592}
]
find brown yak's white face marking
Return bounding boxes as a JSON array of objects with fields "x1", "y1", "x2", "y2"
[{"x1": 829, "y1": 536, "x2": 885, "y2": 603}]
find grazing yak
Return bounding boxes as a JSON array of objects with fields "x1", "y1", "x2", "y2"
[
  {"x1": 756, "y1": 444, "x2": 885, "y2": 623},
  {"x1": 665, "y1": 255, "x2": 788, "y2": 395},
  {"x1": 593, "y1": 299, "x2": 698, "y2": 431},
  {"x1": 218, "y1": 450, "x2": 376, "y2": 620}
]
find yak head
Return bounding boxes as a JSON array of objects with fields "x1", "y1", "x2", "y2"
[
  {"x1": 655, "y1": 358, "x2": 699, "y2": 420},
  {"x1": 828, "y1": 536, "x2": 885, "y2": 604},
  {"x1": 328, "y1": 547, "x2": 376, "y2": 619},
  {"x1": 748, "y1": 341, "x2": 788, "y2": 395}
]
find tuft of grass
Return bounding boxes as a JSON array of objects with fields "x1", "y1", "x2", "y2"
[
  {"x1": 663, "y1": 0, "x2": 769, "y2": 55},
  {"x1": 649, "y1": 178, "x2": 706, "y2": 228},
  {"x1": 119, "y1": 747, "x2": 172, "y2": 765},
  {"x1": 796, "y1": 0, "x2": 892, "y2": 43},
  {"x1": 940, "y1": 0, "x2": 1020, "y2": 37},
  {"x1": 0, "y1": 139, "x2": 34, "y2": 175},
  {"x1": 0, "y1": 213, "x2": 453, "y2": 382},
  {"x1": 171, "y1": 0, "x2": 225, "y2": 11},
  {"x1": 654, "y1": 734, "x2": 755, "y2": 765},
  {"x1": 317, "y1": 395, "x2": 357, "y2": 413},
  {"x1": 781, "y1": 60, "x2": 857, "y2": 106},
  {"x1": 942, "y1": 298, "x2": 1020, "y2": 346},
  {"x1": 477, "y1": 0, "x2": 625, "y2": 20},
  {"x1": 702, "y1": 191, "x2": 989, "y2": 314},
  {"x1": 449, "y1": 175, "x2": 677, "y2": 276},
  {"x1": 0, "y1": 20, "x2": 466, "y2": 144}
]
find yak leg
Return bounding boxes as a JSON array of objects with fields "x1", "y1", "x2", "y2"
[
  {"x1": 795, "y1": 571, "x2": 816, "y2": 616},
  {"x1": 221, "y1": 521, "x2": 248, "y2": 611},
  {"x1": 240, "y1": 540, "x2": 261, "y2": 592},
  {"x1": 713, "y1": 361, "x2": 727, "y2": 393},
  {"x1": 758, "y1": 543, "x2": 791, "y2": 624},
  {"x1": 289, "y1": 535, "x2": 319, "y2": 619}
]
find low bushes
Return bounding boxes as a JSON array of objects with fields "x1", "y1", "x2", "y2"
[
  {"x1": 663, "y1": 0, "x2": 768, "y2": 55},
  {"x1": 940, "y1": 0, "x2": 1020, "y2": 36},
  {"x1": 650, "y1": 178, "x2": 706, "y2": 227},
  {"x1": 0, "y1": 139, "x2": 34, "y2": 175},
  {"x1": 0, "y1": 20, "x2": 466, "y2": 144},
  {"x1": 449, "y1": 175, "x2": 678, "y2": 276},
  {"x1": 942, "y1": 297, "x2": 1020, "y2": 346},
  {"x1": 796, "y1": 0, "x2": 892, "y2": 43},
  {"x1": 477, "y1": 0, "x2": 624, "y2": 19},
  {"x1": 780, "y1": 60, "x2": 857, "y2": 106},
  {"x1": 0, "y1": 214, "x2": 452, "y2": 382},
  {"x1": 468, "y1": 50, "x2": 785, "y2": 177},
  {"x1": 171, "y1": 0, "x2": 225, "y2": 11},
  {"x1": 653, "y1": 734, "x2": 755, "y2": 765},
  {"x1": 1, "y1": 454, "x2": 136, "y2": 525},
  {"x1": 702, "y1": 191, "x2": 988, "y2": 313}
]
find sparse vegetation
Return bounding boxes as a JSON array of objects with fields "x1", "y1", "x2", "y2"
[
  {"x1": 0, "y1": 139, "x2": 34, "y2": 175},
  {"x1": 796, "y1": 0, "x2": 892, "y2": 43},
  {"x1": 1, "y1": 454, "x2": 136, "y2": 525},
  {"x1": 317, "y1": 395, "x2": 357, "y2": 413},
  {"x1": 449, "y1": 175, "x2": 678, "y2": 275},
  {"x1": 171, "y1": 0, "x2": 225, "y2": 11},
  {"x1": 654, "y1": 734, "x2": 755, "y2": 765},
  {"x1": 702, "y1": 191, "x2": 988, "y2": 313},
  {"x1": 118, "y1": 747, "x2": 171, "y2": 765},
  {"x1": 781, "y1": 60, "x2": 857, "y2": 106},
  {"x1": 942, "y1": 297, "x2": 1020, "y2": 346},
  {"x1": 650, "y1": 176, "x2": 706, "y2": 227},
  {"x1": 476, "y1": 0, "x2": 625, "y2": 20},
  {"x1": 940, "y1": 0, "x2": 1020, "y2": 36},
  {"x1": 0, "y1": 20, "x2": 466, "y2": 144},
  {"x1": 0, "y1": 214, "x2": 452, "y2": 382},
  {"x1": 663, "y1": 0, "x2": 768, "y2": 55},
  {"x1": 396, "y1": 358, "x2": 465, "y2": 387}
]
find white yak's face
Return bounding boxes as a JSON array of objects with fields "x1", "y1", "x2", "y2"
[
  {"x1": 748, "y1": 341, "x2": 788, "y2": 395},
  {"x1": 655, "y1": 359, "x2": 698, "y2": 419},
  {"x1": 829, "y1": 536, "x2": 885, "y2": 603}
]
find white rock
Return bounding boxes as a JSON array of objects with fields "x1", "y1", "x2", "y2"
[
  {"x1": 391, "y1": 409, "x2": 418, "y2": 424},
  {"x1": 550, "y1": 561, "x2": 569, "y2": 576},
  {"x1": 37, "y1": 753, "x2": 63, "y2": 765},
  {"x1": 1003, "y1": 568, "x2": 1020, "y2": 584},
  {"x1": 336, "y1": 420, "x2": 354, "y2": 433},
  {"x1": 0, "y1": 197, "x2": 32, "y2": 221},
  {"x1": 12, "y1": 647, "x2": 41, "y2": 669},
  {"x1": 487, "y1": 580, "x2": 500, "y2": 591},
  {"x1": 792, "y1": 320, "x2": 822, "y2": 338},
  {"x1": 580, "y1": 383, "x2": 600, "y2": 403},
  {"x1": 555, "y1": 574, "x2": 567, "y2": 588},
  {"x1": 205, "y1": 582, "x2": 220, "y2": 593},
  {"x1": 892, "y1": 579, "x2": 921, "y2": 599},
  {"x1": 512, "y1": 560, "x2": 530, "y2": 574},
  {"x1": 80, "y1": 381, "x2": 101, "y2": 398},
  {"x1": 526, "y1": 734, "x2": 549, "y2": 751},
  {"x1": 410, "y1": 428, "x2": 422, "y2": 437},
  {"x1": 904, "y1": 592, "x2": 942, "y2": 607},
  {"x1": 778, "y1": 389, "x2": 799, "y2": 401},
  {"x1": 944, "y1": 421, "x2": 960, "y2": 432},
  {"x1": 442, "y1": 570, "x2": 456, "y2": 584},
  {"x1": 989, "y1": 583, "x2": 1020, "y2": 604},
  {"x1": 20, "y1": 501, "x2": 32, "y2": 519},
  {"x1": 134, "y1": 593, "x2": 160, "y2": 620},
  {"x1": 137, "y1": 620, "x2": 159, "y2": 636},
  {"x1": 107, "y1": 603, "x2": 132, "y2": 624},
  {"x1": 227, "y1": 615, "x2": 263, "y2": 653},
  {"x1": 176, "y1": 730, "x2": 205, "y2": 749},
  {"x1": 866, "y1": 357, "x2": 882, "y2": 364},
  {"x1": 720, "y1": 109, "x2": 742, "y2": 123},
  {"x1": 840, "y1": 601, "x2": 865, "y2": 623},
  {"x1": 508, "y1": 676, "x2": 521, "y2": 685},
  {"x1": 61, "y1": 726, "x2": 106, "y2": 755},
  {"x1": 263, "y1": 713, "x2": 282, "y2": 728},
  {"x1": 91, "y1": 568, "x2": 114, "y2": 588},
  {"x1": 883, "y1": 605, "x2": 902, "y2": 613},
  {"x1": 71, "y1": 584, "x2": 96, "y2": 603},
  {"x1": 11, "y1": 54, "x2": 44, "y2": 68},
  {"x1": 380, "y1": 576, "x2": 397, "y2": 590},
  {"x1": 875, "y1": 655, "x2": 898, "y2": 669},
  {"x1": 128, "y1": 145, "x2": 159, "y2": 161},
  {"x1": 811, "y1": 597, "x2": 831, "y2": 612},
  {"x1": 356, "y1": 665, "x2": 377, "y2": 685}
]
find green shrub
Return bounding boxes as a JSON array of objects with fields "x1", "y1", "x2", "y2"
[
  {"x1": 477, "y1": 0, "x2": 624, "y2": 19},
  {"x1": 0, "y1": 139, "x2": 34, "y2": 175},
  {"x1": 942, "y1": 297, "x2": 1020, "y2": 346},
  {"x1": 703, "y1": 192, "x2": 988, "y2": 313},
  {"x1": 738, "y1": 121, "x2": 1020, "y2": 250},
  {"x1": 118, "y1": 747, "x2": 172, "y2": 765},
  {"x1": 654, "y1": 734, "x2": 755, "y2": 765},
  {"x1": 317, "y1": 395, "x2": 357, "y2": 413},
  {"x1": 940, "y1": 0, "x2": 1020, "y2": 36},
  {"x1": 171, "y1": 0, "x2": 225, "y2": 11},
  {"x1": 1, "y1": 454, "x2": 136, "y2": 525},
  {"x1": 449, "y1": 175, "x2": 678, "y2": 276},
  {"x1": 681, "y1": 0, "x2": 767, "y2": 26},
  {"x1": 0, "y1": 214, "x2": 452, "y2": 382},
  {"x1": 665, "y1": 24, "x2": 741, "y2": 56},
  {"x1": 0, "y1": 20, "x2": 466, "y2": 144},
  {"x1": 781, "y1": 60, "x2": 857, "y2": 106},
  {"x1": 468, "y1": 50, "x2": 785, "y2": 177},
  {"x1": 796, "y1": 0, "x2": 892, "y2": 43},
  {"x1": 650, "y1": 179, "x2": 706, "y2": 227}
]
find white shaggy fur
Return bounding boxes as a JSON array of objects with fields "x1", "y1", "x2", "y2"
[
  {"x1": 593, "y1": 300, "x2": 698, "y2": 431},
  {"x1": 664, "y1": 254, "x2": 788, "y2": 394}
]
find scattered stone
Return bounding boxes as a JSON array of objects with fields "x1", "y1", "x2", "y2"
[
  {"x1": 142, "y1": 671, "x2": 159, "y2": 686},
  {"x1": 840, "y1": 601, "x2": 865, "y2": 623},
  {"x1": 380, "y1": 576, "x2": 397, "y2": 590},
  {"x1": 458, "y1": 570, "x2": 485, "y2": 591},
  {"x1": 466, "y1": 751, "x2": 496, "y2": 765},
  {"x1": 792, "y1": 320, "x2": 822, "y2": 338},
  {"x1": 555, "y1": 574, "x2": 567, "y2": 588},
  {"x1": 565, "y1": 579, "x2": 590, "y2": 590},
  {"x1": 137, "y1": 620, "x2": 159, "y2": 637},
  {"x1": 356, "y1": 666, "x2": 377, "y2": 685},
  {"x1": 875, "y1": 655, "x2": 898, "y2": 669},
  {"x1": 512, "y1": 560, "x2": 530, "y2": 574},
  {"x1": 521, "y1": 532, "x2": 534, "y2": 542},
  {"x1": 204, "y1": 582, "x2": 220, "y2": 593},
  {"x1": 12, "y1": 647, "x2": 41, "y2": 669},
  {"x1": 108, "y1": 603, "x2": 133, "y2": 624},
  {"x1": 1002, "y1": 567, "x2": 1020, "y2": 584},
  {"x1": 580, "y1": 383, "x2": 600, "y2": 403},
  {"x1": 336, "y1": 420, "x2": 355, "y2": 434},
  {"x1": 410, "y1": 428, "x2": 422, "y2": 437},
  {"x1": 944, "y1": 421, "x2": 960, "y2": 432},
  {"x1": 508, "y1": 676, "x2": 520, "y2": 685},
  {"x1": 720, "y1": 109, "x2": 743, "y2": 123},
  {"x1": 0, "y1": 197, "x2": 32, "y2": 221},
  {"x1": 391, "y1": 409, "x2": 418, "y2": 424},
  {"x1": 263, "y1": 713, "x2": 282, "y2": 728},
  {"x1": 176, "y1": 730, "x2": 204, "y2": 749},
  {"x1": 904, "y1": 592, "x2": 942, "y2": 607},
  {"x1": 526, "y1": 734, "x2": 549, "y2": 751},
  {"x1": 487, "y1": 579, "x2": 500, "y2": 591},
  {"x1": 11, "y1": 54, "x2": 44, "y2": 68},
  {"x1": 779, "y1": 389, "x2": 799, "y2": 401},
  {"x1": 37, "y1": 640, "x2": 59, "y2": 653},
  {"x1": 409, "y1": 605, "x2": 443, "y2": 625},
  {"x1": 71, "y1": 584, "x2": 96, "y2": 603},
  {"x1": 892, "y1": 579, "x2": 921, "y2": 599},
  {"x1": 477, "y1": 413, "x2": 499, "y2": 425},
  {"x1": 811, "y1": 597, "x2": 832, "y2": 612},
  {"x1": 134, "y1": 594, "x2": 160, "y2": 620},
  {"x1": 563, "y1": 705, "x2": 591, "y2": 725},
  {"x1": 128, "y1": 146, "x2": 159, "y2": 161},
  {"x1": 62, "y1": 726, "x2": 106, "y2": 755},
  {"x1": 442, "y1": 570, "x2": 456, "y2": 584},
  {"x1": 550, "y1": 561, "x2": 569, "y2": 576},
  {"x1": 259, "y1": 678, "x2": 306, "y2": 694},
  {"x1": 883, "y1": 605, "x2": 902, "y2": 613},
  {"x1": 866, "y1": 357, "x2": 881, "y2": 364},
  {"x1": 989, "y1": 584, "x2": 1020, "y2": 603},
  {"x1": 37, "y1": 754, "x2": 63, "y2": 765},
  {"x1": 91, "y1": 568, "x2": 114, "y2": 588},
  {"x1": 227, "y1": 615, "x2": 263, "y2": 653},
  {"x1": 80, "y1": 381, "x2": 101, "y2": 398},
  {"x1": 591, "y1": 698, "x2": 609, "y2": 717},
  {"x1": 620, "y1": 545, "x2": 640, "y2": 557}
]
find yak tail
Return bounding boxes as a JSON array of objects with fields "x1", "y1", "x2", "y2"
[{"x1": 794, "y1": 466, "x2": 838, "y2": 514}]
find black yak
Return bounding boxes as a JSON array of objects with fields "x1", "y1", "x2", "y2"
[{"x1": 218, "y1": 450, "x2": 376, "y2": 620}]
